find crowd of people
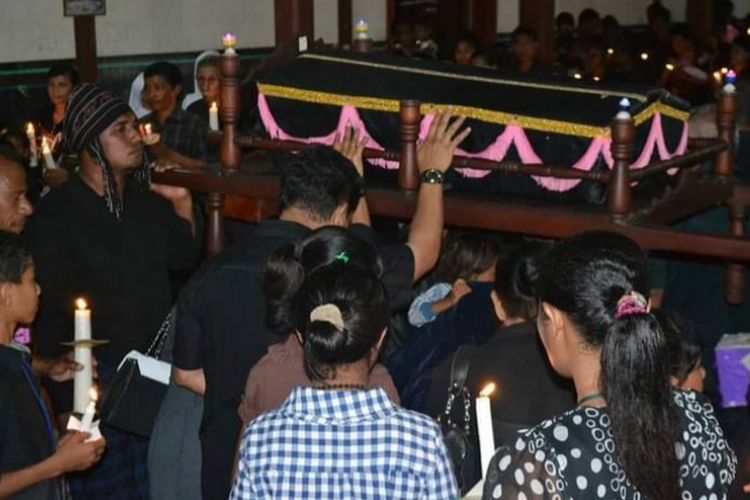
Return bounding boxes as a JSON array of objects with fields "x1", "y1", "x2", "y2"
[{"x1": 0, "y1": 1, "x2": 748, "y2": 499}]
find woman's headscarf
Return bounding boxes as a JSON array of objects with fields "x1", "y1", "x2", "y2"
[
  {"x1": 181, "y1": 50, "x2": 221, "y2": 110},
  {"x1": 128, "y1": 72, "x2": 149, "y2": 118},
  {"x1": 63, "y1": 83, "x2": 149, "y2": 220}
]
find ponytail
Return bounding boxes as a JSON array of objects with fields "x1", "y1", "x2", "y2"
[{"x1": 601, "y1": 312, "x2": 679, "y2": 499}]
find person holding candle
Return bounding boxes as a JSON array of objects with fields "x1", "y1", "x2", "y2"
[
  {"x1": 231, "y1": 263, "x2": 457, "y2": 500},
  {"x1": 140, "y1": 62, "x2": 208, "y2": 170},
  {"x1": 26, "y1": 83, "x2": 201, "y2": 499},
  {"x1": 36, "y1": 65, "x2": 78, "y2": 138},
  {"x1": 184, "y1": 52, "x2": 222, "y2": 127},
  {"x1": 0, "y1": 231, "x2": 105, "y2": 499},
  {"x1": 482, "y1": 232, "x2": 735, "y2": 499}
]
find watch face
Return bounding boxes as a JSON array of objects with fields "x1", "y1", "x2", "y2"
[{"x1": 422, "y1": 170, "x2": 444, "y2": 184}]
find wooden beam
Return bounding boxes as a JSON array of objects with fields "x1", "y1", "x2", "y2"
[
  {"x1": 470, "y1": 0, "x2": 497, "y2": 48},
  {"x1": 274, "y1": 0, "x2": 314, "y2": 45},
  {"x1": 73, "y1": 16, "x2": 98, "y2": 83},
  {"x1": 338, "y1": 0, "x2": 352, "y2": 47},
  {"x1": 519, "y1": 0, "x2": 554, "y2": 64},
  {"x1": 686, "y1": 0, "x2": 712, "y2": 42}
]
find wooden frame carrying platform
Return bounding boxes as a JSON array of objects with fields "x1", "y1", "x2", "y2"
[{"x1": 151, "y1": 48, "x2": 750, "y2": 303}]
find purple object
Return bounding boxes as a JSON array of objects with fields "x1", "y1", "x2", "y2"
[
  {"x1": 13, "y1": 327, "x2": 31, "y2": 345},
  {"x1": 715, "y1": 334, "x2": 750, "y2": 408}
]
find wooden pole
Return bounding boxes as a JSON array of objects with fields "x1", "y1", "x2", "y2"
[
  {"x1": 519, "y1": 0, "x2": 554, "y2": 64},
  {"x1": 715, "y1": 86, "x2": 738, "y2": 178},
  {"x1": 338, "y1": 0, "x2": 352, "y2": 47},
  {"x1": 726, "y1": 201, "x2": 747, "y2": 304},
  {"x1": 398, "y1": 100, "x2": 421, "y2": 191},
  {"x1": 608, "y1": 112, "x2": 635, "y2": 222},
  {"x1": 73, "y1": 16, "x2": 98, "y2": 83},
  {"x1": 274, "y1": 0, "x2": 314, "y2": 45}
]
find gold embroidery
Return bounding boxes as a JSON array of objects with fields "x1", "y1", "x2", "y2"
[{"x1": 258, "y1": 82, "x2": 688, "y2": 139}]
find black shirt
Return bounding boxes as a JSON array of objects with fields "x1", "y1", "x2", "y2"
[
  {"x1": 173, "y1": 220, "x2": 414, "y2": 500},
  {"x1": 26, "y1": 176, "x2": 201, "y2": 409},
  {"x1": 0, "y1": 345, "x2": 64, "y2": 500}
]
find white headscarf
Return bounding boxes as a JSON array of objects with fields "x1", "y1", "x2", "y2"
[
  {"x1": 182, "y1": 50, "x2": 221, "y2": 110},
  {"x1": 128, "y1": 72, "x2": 149, "y2": 118}
]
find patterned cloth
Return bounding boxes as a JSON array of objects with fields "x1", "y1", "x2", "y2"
[
  {"x1": 141, "y1": 108, "x2": 208, "y2": 162},
  {"x1": 407, "y1": 282, "x2": 452, "y2": 327},
  {"x1": 231, "y1": 387, "x2": 457, "y2": 500},
  {"x1": 483, "y1": 390, "x2": 737, "y2": 499}
]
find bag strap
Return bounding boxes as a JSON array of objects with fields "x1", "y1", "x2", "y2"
[
  {"x1": 145, "y1": 308, "x2": 175, "y2": 358},
  {"x1": 438, "y1": 345, "x2": 472, "y2": 433}
]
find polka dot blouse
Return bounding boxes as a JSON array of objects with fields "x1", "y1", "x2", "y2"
[{"x1": 483, "y1": 391, "x2": 736, "y2": 499}]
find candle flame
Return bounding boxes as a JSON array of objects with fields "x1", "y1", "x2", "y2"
[
  {"x1": 606, "y1": 48, "x2": 614, "y2": 55},
  {"x1": 573, "y1": 72, "x2": 582, "y2": 80},
  {"x1": 76, "y1": 298, "x2": 88, "y2": 310},
  {"x1": 89, "y1": 387, "x2": 98, "y2": 402},
  {"x1": 479, "y1": 382, "x2": 496, "y2": 397},
  {"x1": 41, "y1": 136, "x2": 51, "y2": 154},
  {"x1": 210, "y1": 101, "x2": 218, "y2": 111},
  {"x1": 222, "y1": 33, "x2": 237, "y2": 49},
  {"x1": 593, "y1": 76, "x2": 601, "y2": 82},
  {"x1": 640, "y1": 52, "x2": 649, "y2": 61},
  {"x1": 144, "y1": 123, "x2": 152, "y2": 136},
  {"x1": 665, "y1": 63, "x2": 675, "y2": 71},
  {"x1": 721, "y1": 67, "x2": 729, "y2": 75},
  {"x1": 26, "y1": 123, "x2": 35, "y2": 135}
]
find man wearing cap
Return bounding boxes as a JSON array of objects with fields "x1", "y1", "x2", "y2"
[{"x1": 25, "y1": 83, "x2": 202, "y2": 499}]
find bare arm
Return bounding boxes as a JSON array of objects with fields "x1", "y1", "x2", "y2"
[
  {"x1": 408, "y1": 111, "x2": 471, "y2": 281},
  {"x1": 173, "y1": 367, "x2": 206, "y2": 395},
  {"x1": 333, "y1": 127, "x2": 371, "y2": 227}
]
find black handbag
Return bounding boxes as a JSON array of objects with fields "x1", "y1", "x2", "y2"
[
  {"x1": 437, "y1": 345, "x2": 480, "y2": 494},
  {"x1": 98, "y1": 309, "x2": 173, "y2": 437}
]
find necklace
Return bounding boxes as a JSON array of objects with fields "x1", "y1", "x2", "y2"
[
  {"x1": 313, "y1": 383, "x2": 367, "y2": 391},
  {"x1": 577, "y1": 392, "x2": 605, "y2": 406}
]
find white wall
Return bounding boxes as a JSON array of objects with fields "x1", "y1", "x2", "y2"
[
  {"x1": 353, "y1": 0, "x2": 387, "y2": 41},
  {"x1": 496, "y1": 0, "x2": 689, "y2": 33},
  {"x1": 314, "y1": 0, "x2": 339, "y2": 44},
  {"x1": 0, "y1": 0, "x2": 276, "y2": 63}
]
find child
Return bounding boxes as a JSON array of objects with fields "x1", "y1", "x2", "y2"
[
  {"x1": 0, "y1": 231, "x2": 104, "y2": 498},
  {"x1": 407, "y1": 231, "x2": 497, "y2": 328},
  {"x1": 653, "y1": 308, "x2": 705, "y2": 392}
]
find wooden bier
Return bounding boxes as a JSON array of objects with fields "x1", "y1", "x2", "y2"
[{"x1": 151, "y1": 46, "x2": 750, "y2": 300}]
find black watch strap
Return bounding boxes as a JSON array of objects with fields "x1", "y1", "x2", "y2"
[{"x1": 420, "y1": 169, "x2": 445, "y2": 185}]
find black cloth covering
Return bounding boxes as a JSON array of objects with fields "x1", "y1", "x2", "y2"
[{"x1": 259, "y1": 50, "x2": 689, "y2": 204}]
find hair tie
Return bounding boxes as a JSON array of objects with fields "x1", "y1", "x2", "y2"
[
  {"x1": 310, "y1": 303, "x2": 345, "y2": 330},
  {"x1": 334, "y1": 251, "x2": 349, "y2": 264},
  {"x1": 616, "y1": 291, "x2": 649, "y2": 319}
]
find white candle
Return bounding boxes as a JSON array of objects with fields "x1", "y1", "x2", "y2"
[
  {"x1": 26, "y1": 123, "x2": 38, "y2": 165},
  {"x1": 73, "y1": 298, "x2": 93, "y2": 414},
  {"x1": 209, "y1": 102, "x2": 219, "y2": 131},
  {"x1": 41, "y1": 137, "x2": 55, "y2": 170},
  {"x1": 80, "y1": 387, "x2": 97, "y2": 431},
  {"x1": 476, "y1": 383, "x2": 496, "y2": 479}
]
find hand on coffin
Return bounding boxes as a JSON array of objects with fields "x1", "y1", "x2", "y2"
[
  {"x1": 333, "y1": 126, "x2": 369, "y2": 176},
  {"x1": 417, "y1": 108, "x2": 470, "y2": 174}
]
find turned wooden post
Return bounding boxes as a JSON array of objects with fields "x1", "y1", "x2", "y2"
[
  {"x1": 607, "y1": 111, "x2": 636, "y2": 222},
  {"x1": 220, "y1": 47, "x2": 241, "y2": 174},
  {"x1": 726, "y1": 202, "x2": 747, "y2": 304},
  {"x1": 715, "y1": 85, "x2": 738, "y2": 178},
  {"x1": 398, "y1": 100, "x2": 421, "y2": 191}
]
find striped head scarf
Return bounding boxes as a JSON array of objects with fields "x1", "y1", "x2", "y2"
[{"x1": 63, "y1": 83, "x2": 149, "y2": 219}]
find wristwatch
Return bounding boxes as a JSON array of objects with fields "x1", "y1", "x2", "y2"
[{"x1": 420, "y1": 169, "x2": 445, "y2": 185}]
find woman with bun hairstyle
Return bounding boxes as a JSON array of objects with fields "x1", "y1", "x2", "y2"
[
  {"x1": 237, "y1": 226, "x2": 399, "y2": 425},
  {"x1": 231, "y1": 262, "x2": 457, "y2": 499},
  {"x1": 483, "y1": 232, "x2": 735, "y2": 500}
]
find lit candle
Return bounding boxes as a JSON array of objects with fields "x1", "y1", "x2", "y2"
[
  {"x1": 665, "y1": 63, "x2": 675, "y2": 71},
  {"x1": 573, "y1": 72, "x2": 582, "y2": 80},
  {"x1": 616, "y1": 98, "x2": 632, "y2": 120},
  {"x1": 721, "y1": 67, "x2": 729, "y2": 75},
  {"x1": 73, "y1": 298, "x2": 93, "y2": 414},
  {"x1": 41, "y1": 137, "x2": 55, "y2": 170},
  {"x1": 80, "y1": 387, "x2": 98, "y2": 431},
  {"x1": 714, "y1": 70, "x2": 724, "y2": 86},
  {"x1": 26, "y1": 123, "x2": 38, "y2": 167},
  {"x1": 209, "y1": 102, "x2": 219, "y2": 131},
  {"x1": 355, "y1": 19, "x2": 370, "y2": 40},
  {"x1": 724, "y1": 69, "x2": 737, "y2": 93},
  {"x1": 222, "y1": 33, "x2": 237, "y2": 56},
  {"x1": 607, "y1": 48, "x2": 614, "y2": 56},
  {"x1": 640, "y1": 52, "x2": 649, "y2": 61},
  {"x1": 476, "y1": 383, "x2": 496, "y2": 479},
  {"x1": 593, "y1": 76, "x2": 601, "y2": 82},
  {"x1": 144, "y1": 123, "x2": 152, "y2": 137}
]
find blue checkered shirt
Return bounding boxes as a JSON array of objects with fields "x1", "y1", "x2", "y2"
[{"x1": 230, "y1": 386, "x2": 457, "y2": 499}]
